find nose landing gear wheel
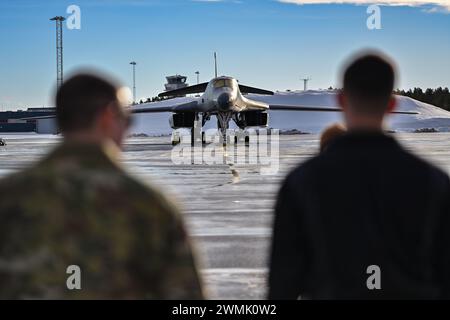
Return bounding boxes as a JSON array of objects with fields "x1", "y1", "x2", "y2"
[{"x1": 217, "y1": 112, "x2": 233, "y2": 146}]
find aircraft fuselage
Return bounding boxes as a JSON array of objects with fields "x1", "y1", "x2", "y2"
[{"x1": 197, "y1": 76, "x2": 268, "y2": 114}]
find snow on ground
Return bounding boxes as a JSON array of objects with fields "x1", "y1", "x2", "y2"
[{"x1": 129, "y1": 90, "x2": 450, "y2": 135}]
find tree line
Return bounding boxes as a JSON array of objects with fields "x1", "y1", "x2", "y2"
[{"x1": 395, "y1": 87, "x2": 450, "y2": 111}]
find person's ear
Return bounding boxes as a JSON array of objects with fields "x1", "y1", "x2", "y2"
[
  {"x1": 386, "y1": 95, "x2": 397, "y2": 114},
  {"x1": 337, "y1": 91, "x2": 347, "y2": 111},
  {"x1": 98, "y1": 105, "x2": 115, "y2": 131}
]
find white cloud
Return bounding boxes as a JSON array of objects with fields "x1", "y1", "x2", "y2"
[{"x1": 277, "y1": 0, "x2": 450, "y2": 12}]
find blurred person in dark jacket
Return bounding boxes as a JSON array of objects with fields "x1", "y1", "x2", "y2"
[{"x1": 269, "y1": 52, "x2": 450, "y2": 299}]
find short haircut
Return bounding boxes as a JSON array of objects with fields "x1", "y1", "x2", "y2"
[
  {"x1": 56, "y1": 74, "x2": 118, "y2": 133},
  {"x1": 343, "y1": 53, "x2": 396, "y2": 114}
]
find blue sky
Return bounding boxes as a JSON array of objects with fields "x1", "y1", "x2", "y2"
[{"x1": 0, "y1": 0, "x2": 449, "y2": 109}]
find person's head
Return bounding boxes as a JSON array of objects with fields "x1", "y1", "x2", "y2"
[
  {"x1": 338, "y1": 51, "x2": 397, "y2": 131},
  {"x1": 56, "y1": 73, "x2": 131, "y2": 147},
  {"x1": 320, "y1": 123, "x2": 347, "y2": 153}
]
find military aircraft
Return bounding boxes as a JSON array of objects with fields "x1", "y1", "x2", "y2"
[
  {"x1": 19, "y1": 49, "x2": 418, "y2": 145},
  {"x1": 22, "y1": 72, "x2": 417, "y2": 145},
  {"x1": 133, "y1": 75, "x2": 417, "y2": 145}
]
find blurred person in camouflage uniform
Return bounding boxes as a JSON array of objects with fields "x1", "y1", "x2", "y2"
[{"x1": 0, "y1": 74, "x2": 203, "y2": 299}]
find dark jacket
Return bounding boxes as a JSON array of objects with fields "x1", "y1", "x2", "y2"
[{"x1": 269, "y1": 131, "x2": 450, "y2": 299}]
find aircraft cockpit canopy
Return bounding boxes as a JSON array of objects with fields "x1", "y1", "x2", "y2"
[{"x1": 213, "y1": 79, "x2": 233, "y2": 88}]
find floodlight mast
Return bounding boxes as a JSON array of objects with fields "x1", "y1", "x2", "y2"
[
  {"x1": 130, "y1": 61, "x2": 137, "y2": 104},
  {"x1": 50, "y1": 16, "x2": 66, "y2": 89}
]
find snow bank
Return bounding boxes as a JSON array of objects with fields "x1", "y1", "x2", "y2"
[{"x1": 129, "y1": 90, "x2": 450, "y2": 135}]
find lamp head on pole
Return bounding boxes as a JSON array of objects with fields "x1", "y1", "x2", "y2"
[{"x1": 50, "y1": 16, "x2": 66, "y2": 21}]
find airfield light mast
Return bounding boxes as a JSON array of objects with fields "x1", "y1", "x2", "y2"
[
  {"x1": 214, "y1": 52, "x2": 218, "y2": 78},
  {"x1": 50, "y1": 16, "x2": 66, "y2": 89},
  {"x1": 130, "y1": 61, "x2": 137, "y2": 104},
  {"x1": 195, "y1": 71, "x2": 200, "y2": 84},
  {"x1": 300, "y1": 77, "x2": 312, "y2": 91}
]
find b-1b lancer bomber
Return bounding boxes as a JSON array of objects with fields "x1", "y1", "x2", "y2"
[{"x1": 133, "y1": 75, "x2": 417, "y2": 145}]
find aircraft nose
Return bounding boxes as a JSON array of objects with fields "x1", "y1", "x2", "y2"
[{"x1": 217, "y1": 92, "x2": 232, "y2": 111}]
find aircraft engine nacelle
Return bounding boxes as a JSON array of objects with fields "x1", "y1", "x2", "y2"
[
  {"x1": 169, "y1": 112, "x2": 195, "y2": 129},
  {"x1": 236, "y1": 111, "x2": 269, "y2": 128}
]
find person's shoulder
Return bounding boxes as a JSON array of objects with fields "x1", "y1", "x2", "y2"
[
  {"x1": 283, "y1": 155, "x2": 322, "y2": 188},
  {"x1": 0, "y1": 165, "x2": 40, "y2": 191},
  {"x1": 117, "y1": 174, "x2": 185, "y2": 242},
  {"x1": 421, "y1": 158, "x2": 450, "y2": 190},
  {"x1": 0, "y1": 165, "x2": 48, "y2": 211},
  {"x1": 399, "y1": 145, "x2": 449, "y2": 180},
  {"x1": 119, "y1": 172, "x2": 180, "y2": 213},
  {"x1": 390, "y1": 143, "x2": 450, "y2": 194}
]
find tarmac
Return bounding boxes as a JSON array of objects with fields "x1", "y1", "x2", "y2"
[{"x1": 1, "y1": 132, "x2": 450, "y2": 299}]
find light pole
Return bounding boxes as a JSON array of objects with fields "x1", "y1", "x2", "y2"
[
  {"x1": 195, "y1": 71, "x2": 200, "y2": 84},
  {"x1": 300, "y1": 76, "x2": 312, "y2": 91},
  {"x1": 130, "y1": 61, "x2": 137, "y2": 104},
  {"x1": 50, "y1": 16, "x2": 66, "y2": 89}
]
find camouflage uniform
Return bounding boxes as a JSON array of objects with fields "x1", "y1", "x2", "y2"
[{"x1": 0, "y1": 141, "x2": 203, "y2": 299}]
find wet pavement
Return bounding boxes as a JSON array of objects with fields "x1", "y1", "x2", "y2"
[{"x1": 0, "y1": 133, "x2": 449, "y2": 299}]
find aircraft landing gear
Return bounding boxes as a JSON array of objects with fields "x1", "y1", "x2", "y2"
[
  {"x1": 171, "y1": 129, "x2": 205, "y2": 146},
  {"x1": 190, "y1": 113, "x2": 204, "y2": 146},
  {"x1": 217, "y1": 112, "x2": 233, "y2": 146},
  {"x1": 234, "y1": 131, "x2": 250, "y2": 145},
  {"x1": 171, "y1": 131, "x2": 181, "y2": 146},
  {"x1": 233, "y1": 129, "x2": 250, "y2": 146}
]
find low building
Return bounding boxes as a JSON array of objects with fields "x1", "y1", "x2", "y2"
[{"x1": 0, "y1": 108, "x2": 58, "y2": 134}]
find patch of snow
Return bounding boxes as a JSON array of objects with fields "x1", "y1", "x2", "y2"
[{"x1": 129, "y1": 90, "x2": 450, "y2": 135}]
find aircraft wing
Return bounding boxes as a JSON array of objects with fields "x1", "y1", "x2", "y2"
[
  {"x1": 18, "y1": 114, "x2": 57, "y2": 120},
  {"x1": 269, "y1": 104, "x2": 418, "y2": 115},
  {"x1": 270, "y1": 105, "x2": 342, "y2": 112},
  {"x1": 158, "y1": 82, "x2": 209, "y2": 98},
  {"x1": 18, "y1": 107, "x2": 177, "y2": 120},
  {"x1": 239, "y1": 85, "x2": 274, "y2": 96},
  {"x1": 19, "y1": 101, "x2": 201, "y2": 121},
  {"x1": 131, "y1": 100, "x2": 200, "y2": 113}
]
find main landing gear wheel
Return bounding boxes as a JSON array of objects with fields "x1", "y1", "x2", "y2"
[
  {"x1": 234, "y1": 131, "x2": 250, "y2": 145},
  {"x1": 171, "y1": 131, "x2": 181, "y2": 146},
  {"x1": 202, "y1": 131, "x2": 206, "y2": 145}
]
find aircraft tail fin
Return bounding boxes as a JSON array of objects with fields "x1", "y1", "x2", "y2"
[{"x1": 214, "y1": 52, "x2": 218, "y2": 78}]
